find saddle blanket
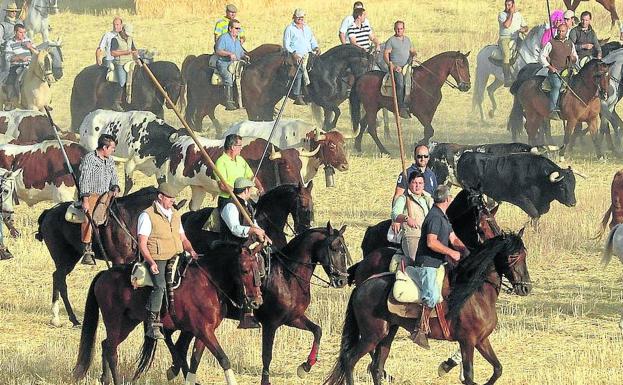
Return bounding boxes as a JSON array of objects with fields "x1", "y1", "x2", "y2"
[
  {"x1": 106, "y1": 60, "x2": 135, "y2": 103},
  {"x1": 392, "y1": 264, "x2": 444, "y2": 303},
  {"x1": 380, "y1": 64, "x2": 412, "y2": 101},
  {"x1": 387, "y1": 292, "x2": 439, "y2": 318}
]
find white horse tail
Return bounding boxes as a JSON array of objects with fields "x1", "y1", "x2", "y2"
[
  {"x1": 602, "y1": 224, "x2": 619, "y2": 267},
  {"x1": 472, "y1": 56, "x2": 487, "y2": 115}
]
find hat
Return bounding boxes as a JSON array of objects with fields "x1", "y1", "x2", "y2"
[
  {"x1": 233, "y1": 177, "x2": 254, "y2": 192},
  {"x1": 226, "y1": 4, "x2": 237, "y2": 13},
  {"x1": 293, "y1": 8, "x2": 305, "y2": 18},
  {"x1": 157, "y1": 182, "x2": 177, "y2": 198},
  {"x1": 5, "y1": 2, "x2": 20, "y2": 12},
  {"x1": 563, "y1": 10, "x2": 575, "y2": 19},
  {"x1": 123, "y1": 23, "x2": 133, "y2": 36}
]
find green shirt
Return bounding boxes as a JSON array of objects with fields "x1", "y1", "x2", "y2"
[
  {"x1": 214, "y1": 17, "x2": 245, "y2": 40},
  {"x1": 214, "y1": 153, "x2": 253, "y2": 198}
]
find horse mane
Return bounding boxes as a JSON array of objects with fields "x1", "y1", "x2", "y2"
[
  {"x1": 115, "y1": 186, "x2": 158, "y2": 206},
  {"x1": 420, "y1": 50, "x2": 462, "y2": 67},
  {"x1": 196, "y1": 241, "x2": 243, "y2": 272},
  {"x1": 446, "y1": 232, "x2": 525, "y2": 322},
  {"x1": 279, "y1": 226, "x2": 331, "y2": 257},
  {"x1": 446, "y1": 188, "x2": 480, "y2": 221},
  {"x1": 251, "y1": 50, "x2": 287, "y2": 67},
  {"x1": 321, "y1": 44, "x2": 366, "y2": 59},
  {"x1": 255, "y1": 184, "x2": 298, "y2": 211}
]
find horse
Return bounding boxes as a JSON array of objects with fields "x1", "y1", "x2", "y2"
[
  {"x1": 35, "y1": 187, "x2": 166, "y2": 327},
  {"x1": 601, "y1": 223, "x2": 623, "y2": 332},
  {"x1": 0, "y1": 49, "x2": 55, "y2": 110},
  {"x1": 180, "y1": 44, "x2": 282, "y2": 135},
  {"x1": 307, "y1": 44, "x2": 372, "y2": 130},
  {"x1": 473, "y1": 25, "x2": 544, "y2": 121},
  {"x1": 13, "y1": 0, "x2": 58, "y2": 42},
  {"x1": 512, "y1": 59, "x2": 610, "y2": 159},
  {"x1": 350, "y1": 51, "x2": 471, "y2": 154},
  {"x1": 166, "y1": 223, "x2": 352, "y2": 385},
  {"x1": 36, "y1": 40, "x2": 63, "y2": 80},
  {"x1": 564, "y1": 0, "x2": 620, "y2": 28},
  {"x1": 71, "y1": 240, "x2": 265, "y2": 385},
  {"x1": 181, "y1": 182, "x2": 314, "y2": 250},
  {"x1": 70, "y1": 61, "x2": 183, "y2": 131},
  {"x1": 323, "y1": 231, "x2": 531, "y2": 385}
]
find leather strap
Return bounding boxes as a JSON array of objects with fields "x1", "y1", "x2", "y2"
[{"x1": 436, "y1": 302, "x2": 452, "y2": 340}]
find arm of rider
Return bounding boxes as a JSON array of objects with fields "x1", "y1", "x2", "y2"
[
  {"x1": 539, "y1": 42, "x2": 553, "y2": 70},
  {"x1": 384, "y1": 47, "x2": 392, "y2": 66},
  {"x1": 138, "y1": 234, "x2": 160, "y2": 274},
  {"x1": 180, "y1": 232, "x2": 199, "y2": 260},
  {"x1": 339, "y1": 31, "x2": 347, "y2": 44},
  {"x1": 253, "y1": 177, "x2": 265, "y2": 195},
  {"x1": 570, "y1": 43, "x2": 578, "y2": 63},
  {"x1": 449, "y1": 232, "x2": 468, "y2": 254},
  {"x1": 426, "y1": 233, "x2": 461, "y2": 262},
  {"x1": 502, "y1": 5, "x2": 514, "y2": 29}
]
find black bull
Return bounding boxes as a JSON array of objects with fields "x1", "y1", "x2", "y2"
[
  {"x1": 456, "y1": 152, "x2": 577, "y2": 219},
  {"x1": 70, "y1": 61, "x2": 183, "y2": 131}
]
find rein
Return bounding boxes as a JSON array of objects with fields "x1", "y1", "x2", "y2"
[
  {"x1": 191, "y1": 259, "x2": 245, "y2": 309},
  {"x1": 413, "y1": 57, "x2": 466, "y2": 89}
]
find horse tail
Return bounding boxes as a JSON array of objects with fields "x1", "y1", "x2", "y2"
[
  {"x1": 594, "y1": 205, "x2": 613, "y2": 240},
  {"x1": 346, "y1": 262, "x2": 359, "y2": 286},
  {"x1": 178, "y1": 55, "x2": 196, "y2": 114},
  {"x1": 602, "y1": 224, "x2": 619, "y2": 266},
  {"x1": 507, "y1": 94, "x2": 523, "y2": 139},
  {"x1": 72, "y1": 271, "x2": 104, "y2": 380},
  {"x1": 133, "y1": 329, "x2": 159, "y2": 380},
  {"x1": 349, "y1": 80, "x2": 361, "y2": 134},
  {"x1": 323, "y1": 292, "x2": 360, "y2": 385},
  {"x1": 472, "y1": 60, "x2": 486, "y2": 114}
]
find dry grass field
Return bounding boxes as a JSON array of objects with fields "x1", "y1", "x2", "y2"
[{"x1": 0, "y1": 0, "x2": 623, "y2": 384}]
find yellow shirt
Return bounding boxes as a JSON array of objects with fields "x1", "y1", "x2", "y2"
[{"x1": 214, "y1": 153, "x2": 253, "y2": 198}]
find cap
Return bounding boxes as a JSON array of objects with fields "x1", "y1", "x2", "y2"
[
  {"x1": 157, "y1": 182, "x2": 177, "y2": 198},
  {"x1": 563, "y1": 10, "x2": 575, "y2": 19},
  {"x1": 226, "y1": 4, "x2": 238, "y2": 13},
  {"x1": 293, "y1": 8, "x2": 305, "y2": 18},
  {"x1": 123, "y1": 23, "x2": 133, "y2": 36},
  {"x1": 233, "y1": 177, "x2": 255, "y2": 192}
]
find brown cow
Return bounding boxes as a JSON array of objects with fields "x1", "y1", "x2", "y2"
[{"x1": 597, "y1": 169, "x2": 623, "y2": 239}]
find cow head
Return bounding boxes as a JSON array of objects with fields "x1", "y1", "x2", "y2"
[
  {"x1": 548, "y1": 167, "x2": 576, "y2": 207},
  {"x1": 268, "y1": 146, "x2": 304, "y2": 185},
  {"x1": 311, "y1": 130, "x2": 349, "y2": 171},
  {"x1": 142, "y1": 120, "x2": 180, "y2": 169}
]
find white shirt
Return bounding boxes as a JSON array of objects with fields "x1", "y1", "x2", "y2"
[
  {"x1": 98, "y1": 31, "x2": 118, "y2": 61},
  {"x1": 498, "y1": 11, "x2": 527, "y2": 39},
  {"x1": 539, "y1": 37, "x2": 578, "y2": 68},
  {"x1": 137, "y1": 202, "x2": 184, "y2": 236},
  {"x1": 220, "y1": 201, "x2": 258, "y2": 238}
]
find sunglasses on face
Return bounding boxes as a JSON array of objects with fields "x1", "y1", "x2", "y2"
[
  {"x1": 416, "y1": 154, "x2": 429, "y2": 159},
  {"x1": 233, "y1": 27, "x2": 241, "y2": 30}
]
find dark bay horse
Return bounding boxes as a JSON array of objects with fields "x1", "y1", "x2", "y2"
[
  {"x1": 564, "y1": 0, "x2": 619, "y2": 27},
  {"x1": 350, "y1": 51, "x2": 471, "y2": 154},
  {"x1": 35, "y1": 187, "x2": 160, "y2": 327},
  {"x1": 324, "y1": 231, "x2": 531, "y2": 385},
  {"x1": 513, "y1": 59, "x2": 610, "y2": 159},
  {"x1": 166, "y1": 223, "x2": 352, "y2": 385},
  {"x1": 180, "y1": 44, "x2": 282, "y2": 134},
  {"x1": 72, "y1": 241, "x2": 264, "y2": 385},
  {"x1": 307, "y1": 44, "x2": 372, "y2": 130},
  {"x1": 70, "y1": 61, "x2": 183, "y2": 131},
  {"x1": 181, "y1": 182, "x2": 314, "y2": 250}
]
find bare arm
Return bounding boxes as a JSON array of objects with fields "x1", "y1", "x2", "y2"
[
  {"x1": 449, "y1": 232, "x2": 467, "y2": 253},
  {"x1": 138, "y1": 234, "x2": 159, "y2": 273},
  {"x1": 339, "y1": 31, "x2": 347, "y2": 44},
  {"x1": 426, "y1": 233, "x2": 461, "y2": 261}
]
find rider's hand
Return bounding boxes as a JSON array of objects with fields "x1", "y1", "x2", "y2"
[
  {"x1": 189, "y1": 250, "x2": 199, "y2": 260},
  {"x1": 548, "y1": 65, "x2": 557, "y2": 73},
  {"x1": 447, "y1": 250, "x2": 461, "y2": 262},
  {"x1": 582, "y1": 43, "x2": 593, "y2": 50},
  {"x1": 406, "y1": 217, "x2": 418, "y2": 228},
  {"x1": 394, "y1": 65, "x2": 402, "y2": 73},
  {"x1": 390, "y1": 221, "x2": 401, "y2": 235},
  {"x1": 249, "y1": 226, "x2": 266, "y2": 240},
  {"x1": 82, "y1": 200, "x2": 90, "y2": 213},
  {"x1": 150, "y1": 262, "x2": 159, "y2": 274},
  {"x1": 293, "y1": 54, "x2": 302, "y2": 63},
  {"x1": 230, "y1": 53, "x2": 237, "y2": 61}
]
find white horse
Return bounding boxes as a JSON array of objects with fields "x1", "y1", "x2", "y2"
[
  {"x1": 473, "y1": 24, "x2": 545, "y2": 121},
  {"x1": 0, "y1": 49, "x2": 55, "y2": 110},
  {"x1": 600, "y1": 48, "x2": 623, "y2": 153},
  {"x1": 601, "y1": 223, "x2": 623, "y2": 332},
  {"x1": 0, "y1": 0, "x2": 58, "y2": 43}
]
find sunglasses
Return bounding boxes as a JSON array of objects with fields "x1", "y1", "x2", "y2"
[
  {"x1": 233, "y1": 27, "x2": 241, "y2": 30},
  {"x1": 416, "y1": 155, "x2": 429, "y2": 159}
]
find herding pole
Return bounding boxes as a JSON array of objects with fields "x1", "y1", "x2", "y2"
[
  {"x1": 389, "y1": 63, "x2": 413, "y2": 218},
  {"x1": 545, "y1": 0, "x2": 554, "y2": 41},
  {"x1": 137, "y1": 59, "x2": 254, "y2": 225}
]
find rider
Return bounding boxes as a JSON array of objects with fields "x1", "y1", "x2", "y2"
[
  {"x1": 540, "y1": 22, "x2": 577, "y2": 121},
  {"x1": 78, "y1": 134, "x2": 120, "y2": 266},
  {"x1": 220, "y1": 177, "x2": 271, "y2": 329},
  {"x1": 384, "y1": 20, "x2": 417, "y2": 119},
  {"x1": 569, "y1": 11, "x2": 601, "y2": 63},
  {"x1": 339, "y1": 1, "x2": 364, "y2": 43},
  {"x1": 110, "y1": 23, "x2": 137, "y2": 111},
  {"x1": 393, "y1": 144, "x2": 438, "y2": 201},
  {"x1": 410, "y1": 185, "x2": 466, "y2": 349},
  {"x1": 283, "y1": 8, "x2": 320, "y2": 106},
  {"x1": 214, "y1": 4, "x2": 246, "y2": 44},
  {"x1": 4, "y1": 23, "x2": 37, "y2": 102},
  {"x1": 215, "y1": 19, "x2": 248, "y2": 111},
  {"x1": 497, "y1": 0, "x2": 528, "y2": 86},
  {"x1": 0, "y1": 2, "x2": 20, "y2": 51},
  {"x1": 346, "y1": 8, "x2": 380, "y2": 52},
  {"x1": 137, "y1": 182, "x2": 198, "y2": 340},
  {"x1": 96, "y1": 16, "x2": 122, "y2": 69}
]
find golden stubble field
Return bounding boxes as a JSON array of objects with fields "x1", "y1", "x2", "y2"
[{"x1": 1, "y1": 0, "x2": 623, "y2": 384}]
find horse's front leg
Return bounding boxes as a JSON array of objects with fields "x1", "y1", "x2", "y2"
[
  {"x1": 475, "y1": 337, "x2": 502, "y2": 385},
  {"x1": 286, "y1": 315, "x2": 322, "y2": 378},
  {"x1": 588, "y1": 118, "x2": 605, "y2": 159},
  {"x1": 459, "y1": 340, "x2": 476, "y2": 385}
]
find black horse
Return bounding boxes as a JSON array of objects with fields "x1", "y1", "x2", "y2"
[{"x1": 70, "y1": 61, "x2": 183, "y2": 131}]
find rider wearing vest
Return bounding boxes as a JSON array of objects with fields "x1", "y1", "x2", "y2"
[
  {"x1": 384, "y1": 20, "x2": 417, "y2": 119},
  {"x1": 540, "y1": 22, "x2": 578, "y2": 121},
  {"x1": 110, "y1": 23, "x2": 137, "y2": 111},
  {"x1": 137, "y1": 182, "x2": 198, "y2": 340},
  {"x1": 4, "y1": 23, "x2": 36, "y2": 102},
  {"x1": 0, "y1": 3, "x2": 20, "y2": 62},
  {"x1": 410, "y1": 185, "x2": 466, "y2": 349},
  {"x1": 497, "y1": 0, "x2": 528, "y2": 87},
  {"x1": 215, "y1": 19, "x2": 248, "y2": 111},
  {"x1": 214, "y1": 4, "x2": 246, "y2": 44},
  {"x1": 220, "y1": 177, "x2": 271, "y2": 329},
  {"x1": 96, "y1": 16, "x2": 122, "y2": 69}
]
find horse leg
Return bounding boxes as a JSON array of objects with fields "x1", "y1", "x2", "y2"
[
  {"x1": 206, "y1": 104, "x2": 222, "y2": 136},
  {"x1": 165, "y1": 330, "x2": 193, "y2": 381},
  {"x1": 382, "y1": 108, "x2": 391, "y2": 140},
  {"x1": 421, "y1": 123, "x2": 435, "y2": 145},
  {"x1": 370, "y1": 325, "x2": 398, "y2": 385},
  {"x1": 184, "y1": 339, "x2": 206, "y2": 385},
  {"x1": 102, "y1": 317, "x2": 140, "y2": 385},
  {"x1": 487, "y1": 78, "x2": 503, "y2": 119},
  {"x1": 197, "y1": 328, "x2": 236, "y2": 385},
  {"x1": 260, "y1": 323, "x2": 278, "y2": 385},
  {"x1": 589, "y1": 119, "x2": 604, "y2": 160},
  {"x1": 475, "y1": 337, "x2": 502, "y2": 385},
  {"x1": 286, "y1": 315, "x2": 322, "y2": 377},
  {"x1": 330, "y1": 107, "x2": 341, "y2": 130},
  {"x1": 563, "y1": 118, "x2": 580, "y2": 160},
  {"x1": 52, "y1": 265, "x2": 81, "y2": 327},
  {"x1": 366, "y1": 112, "x2": 389, "y2": 155},
  {"x1": 344, "y1": 336, "x2": 384, "y2": 385},
  {"x1": 354, "y1": 115, "x2": 367, "y2": 152},
  {"x1": 459, "y1": 340, "x2": 477, "y2": 385}
]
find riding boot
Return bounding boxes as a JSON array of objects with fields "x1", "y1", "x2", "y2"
[
  {"x1": 145, "y1": 310, "x2": 165, "y2": 340},
  {"x1": 111, "y1": 85, "x2": 124, "y2": 112},
  {"x1": 502, "y1": 64, "x2": 513, "y2": 87},
  {"x1": 399, "y1": 106, "x2": 411, "y2": 119},
  {"x1": 0, "y1": 243, "x2": 13, "y2": 260},
  {"x1": 224, "y1": 86, "x2": 238, "y2": 110},
  {"x1": 410, "y1": 304, "x2": 433, "y2": 349},
  {"x1": 80, "y1": 242, "x2": 96, "y2": 265},
  {"x1": 293, "y1": 95, "x2": 307, "y2": 106},
  {"x1": 238, "y1": 310, "x2": 261, "y2": 329}
]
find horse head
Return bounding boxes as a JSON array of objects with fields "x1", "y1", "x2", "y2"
[
  {"x1": 451, "y1": 51, "x2": 471, "y2": 92},
  {"x1": 238, "y1": 241, "x2": 265, "y2": 310},
  {"x1": 32, "y1": 49, "x2": 55, "y2": 85},
  {"x1": 314, "y1": 222, "x2": 351, "y2": 288},
  {"x1": 291, "y1": 181, "x2": 314, "y2": 233},
  {"x1": 594, "y1": 60, "x2": 611, "y2": 101},
  {"x1": 494, "y1": 229, "x2": 532, "y2": 296}
]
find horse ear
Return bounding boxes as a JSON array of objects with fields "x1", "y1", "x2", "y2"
[
  {"x1": 306, "y1": 180, "x2": 313, "y2": 191},
  {"x1": 465, "y1": 51, "x2": 471, "y2": 57},
  {"x1": 326, "y1": 221, "x2": 332, "y2": 231},
  {"x1": 338, "y1": 224, "x2": 347, "y2": 236},
  {"x1": 518, "y1": 227, "x2": 526, "y2": 238}
]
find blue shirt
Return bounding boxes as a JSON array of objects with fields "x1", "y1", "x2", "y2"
[
  {"x1": 215, "y1": 33, "x2": 245, "y2": 62},
  {"x1": 415, "y1": 205, "x2": 453, "y2": 268},
  {"x1": 396, "y1": 164, "x2": 438, "y2": 195},
  {"x1": 283, "y1": 22, "x2": 318, "y2": 55}
]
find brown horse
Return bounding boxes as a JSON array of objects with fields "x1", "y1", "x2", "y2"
[
  {"x1": 350, "y1": 51, "x2": 471, "y2": 154},
  {"x1": 596, "y1": 169, "x2": 623, "y2": 239},
  {"x1": 515, "y1": 59, "x2": 610, "y2": 159},
  {"x1": 564, "y1": 0, "x2": 619, "y2": 27},
  {"x1": 72, "y1": 241, "x2": 265, "y2": 385},
  {"x1": 180, "y1": 44, "x2": 282, "y2": 134},
  {"x1": 324, "y1": 231, "x2": 531, "y2": 385}
]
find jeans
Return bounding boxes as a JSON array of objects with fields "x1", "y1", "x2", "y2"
[
  {"x1": 394, "y1": 71, "x2": 406, "y2": 107},
  {"x1": 114, "y1": 63, "x2": 127, "y2": 87},
  {"x1": 216, "y1": 60, "x2": 233, "y2": 86},
  {"x1": 548, "y1": 71, "x2": 562, "y2": 112},
  {"x1": 413, "y1": 265, "x2": 441, "y2": 308},
  {"x1": 292, "y1": 70, "x2": 303, "y2": 96},
  {"x1": 147, "y1": 259, "x2": 169, "y2": 313},
  {"x1": 101, "y1": 58, "x2": 113, "y2": 69}
]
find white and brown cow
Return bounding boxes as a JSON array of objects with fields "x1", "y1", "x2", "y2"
[
  {"x1": 0, "y1": 109, "x2": 58, "y2": 144},
  {"x1": 0, "y1": 140, "x2": 86, "y2": 205},
  {"x1": 79, "y1": 109, "x2": 180, "y2": 194}
]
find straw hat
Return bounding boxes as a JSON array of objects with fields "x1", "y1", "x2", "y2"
[{"x1": 5, "y1": 2, "x2": 20, "y2": 12}]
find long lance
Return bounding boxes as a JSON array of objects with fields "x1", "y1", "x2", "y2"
[
  {"x1": 44, "y1": 106, "x2": 79, "y2": 192},
  {"x1": 545, "y1": 0, "x2": 554, "y2": 41},
  {"x1": 389, "y1": 63, "x2": 413, "y2": 218},
  {"x1": 253, "y1": 57, "x2": 304, "y2": 179},
  {"x1": 137, "y1": 58, "x2": 254, "y2": 225}
]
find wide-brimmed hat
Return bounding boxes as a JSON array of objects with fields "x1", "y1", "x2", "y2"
[
  {"x1": 157, "y1": 182, "x2": 177, "y2": 198},
  {"x1": 563, "y1": 10, "x2": 575, "y2": 19},
  {"x1": 226, "y1": 4, "x2": 237, "y2": 12},
  {"x1": 233, "y1": 177, "x2": 254, "y2": 192},
  {"x1": 5, "y1": 2, "x2": 20, "y2": 12},
  {"x1": 293, "y1": 8, "x2": 305, "y2": 18},
  {"x1": 123, "y1": 23, "x2": 133, "y2": 36}
]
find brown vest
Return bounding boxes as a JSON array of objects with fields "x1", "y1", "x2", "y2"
[
  {"x1": 549, "y1": 38, "x2": 573, "y2": 71},
  {"x1": 113, "y1": 35, "x2": 134, "y2": 65},
  {"x1": 144, "y1": 203, "x2": 183, "y2": 261}
]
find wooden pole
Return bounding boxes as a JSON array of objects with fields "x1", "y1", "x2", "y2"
[
  {"x1": 138, "y1": 59, "x2": 254, "y2": 225},
  {"x1": 389, "y1": 63, "x2": 413, "y2": 218}
]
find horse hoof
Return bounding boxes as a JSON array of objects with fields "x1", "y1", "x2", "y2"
[
  {"x1": 297, "y1": 362, "x2": 311, "y2": 378},
  {"x1": 50, "y1": 318, "x2": 62, "y2": 327},
  {"x1": 166, "y1": 367, "x2": 177, "y2": 381}
]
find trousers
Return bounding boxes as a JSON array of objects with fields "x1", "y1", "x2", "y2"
[
  {"x1": 413, "y1": 265, "x2": 441, "y2": 308},
  {"x1": 80, "y1": 194, "x2": 100, "y2": 243},
  {"x1": 147, "y1": 259, "x2": 169, "y2": 313},
  {"x1": 114, "y1": 63, "x2": 127, "y2": 87},
  {"x1": 216, "y1": 60, "x2": 234, "y2": 86},
  {"x1": 394, "y1": 71, "x2": 406, "y2": 107},
  {"x1": 498, "y1": 36, "x2": 512, "y2": 64},
  {"x1": 547, "y1": 71, "x2": 562, "y2": 111}
]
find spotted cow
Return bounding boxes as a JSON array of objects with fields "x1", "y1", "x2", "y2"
[{"x1": 0, "y1": 109, "x2": 58, "y2": 144}]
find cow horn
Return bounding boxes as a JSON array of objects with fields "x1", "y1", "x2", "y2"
[
  {"x1": 299, "y1": 145, "x2": 321, "y2": 157},
  {"x1": 269, "y1": 145, "x2": 281, "y2": 160},
  {"x1": 549, "y1": 171, "x2": 564, "y2": 183},
  {"x1": 340, "y1": 126, "x2": 360, "y2": 140}
]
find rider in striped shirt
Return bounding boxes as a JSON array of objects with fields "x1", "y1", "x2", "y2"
[{"x1": 346, "y1": 8, "x2": 379, "y2": 52}]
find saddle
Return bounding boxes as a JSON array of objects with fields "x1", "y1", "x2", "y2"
[
  {"x1": 210, "y1": 59, "x2": 245, "y2": 107},
  {"x1": 106, "y1": 60, "x2": 136, "y2": 103},
  {"x1": 380, "y1": 64, "x2": 412, "y2": 102},
  {"x1": 488, "y1": 38, "x2": 520, "y2": 66},
  {"x1": 386, "y1": 262, "x2": 445, "y2": 318},
  {"x1": 64, "y1": 192, "x2": 114, "y2": 225}
]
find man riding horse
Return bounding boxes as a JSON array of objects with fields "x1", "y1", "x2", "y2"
[
  {"x1": 384, "y1": 20, "x2": 417, "y2": 119},
  {"x1": 4, "y1": 23, "x2": 37, "y2": 103},
  {"x1": 96, "y1": 16, "x2": 122, "y2": 69},
  {"x1": 496, "y1": 0, "x2": 528, "y2": 86},
  {"x1": 215, "y1": 18, "x2": 248, "y2": 110},
  {"x1": 110, "y1": 23, "x2": 137, "y2": 111}
]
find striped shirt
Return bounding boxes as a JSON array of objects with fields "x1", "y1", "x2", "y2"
[
  {"x1": 214, "y1": 17, "x2": 245, "y2": 40},
  {"x1": 5, "y1": 37, "x2": 32, "y2": 65},
  {"x1": 347, "y1": 23, "x2": 372, "y2": 50},
  {"x1": 78, "y1": 150, "x2": 119, "y2": 198}
]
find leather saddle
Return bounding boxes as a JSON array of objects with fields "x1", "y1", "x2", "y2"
[
  {"x1": 387, "y1": 263, "x2": 445, "y2": 319},
  {"x1": 380, "y1": 64, "x2": 413, "y2": 101}
]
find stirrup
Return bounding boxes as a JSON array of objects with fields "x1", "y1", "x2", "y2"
[{"x1": 409, "y1": 329, "x2": 430, "y2": 349}]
